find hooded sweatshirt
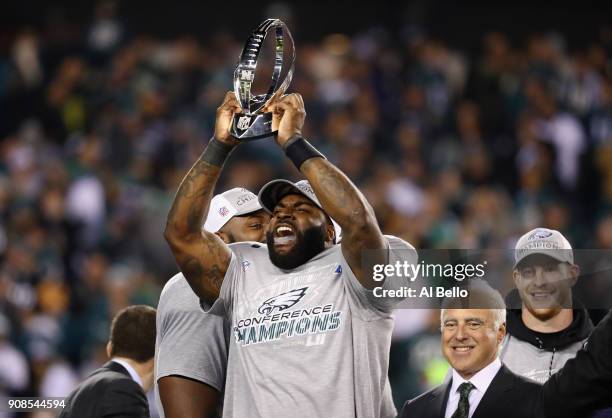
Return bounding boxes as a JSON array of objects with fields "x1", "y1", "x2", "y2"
[{"x1": 499, "y1": 290, "x2": 594, "y2": 384}]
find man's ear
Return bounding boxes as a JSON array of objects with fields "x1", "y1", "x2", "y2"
[
  {"x1": 326, "y1": 223, "x2": 335, "y2": 244},
  {"x1": 215, "y1": 231, "x2": 230, "y2": 244},
  {"x1": 512, "y1": 269, "x2": 520, "y2": 287},
  {"x1": 497, "y1": 322, "x2": 507, "y2": 345},
  {"x1": 569, "y1": 263, "x2": 580, "y2": 286},
  {"x1": 106, "y1": 341, "x2": 113, "y2": 359}
]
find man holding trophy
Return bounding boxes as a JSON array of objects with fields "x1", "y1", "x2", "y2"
[{"x1": 163, "y1": 18, "x2": 416, "y2": 418}]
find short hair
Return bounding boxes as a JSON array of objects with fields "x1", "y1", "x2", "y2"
[
  {"x1": 440, "y1": 279, "x2": 506, "y2": 331},
  {"x1": 109, "y1": 305, "x2": 156, "y2": 362}
]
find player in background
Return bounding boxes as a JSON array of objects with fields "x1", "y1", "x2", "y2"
[
  {"x1": 500, "y1": 227, "x2": 593, "y2": 383},
  {"x1": 155, "y1": 188, "x2": 269, "y2": 418}
]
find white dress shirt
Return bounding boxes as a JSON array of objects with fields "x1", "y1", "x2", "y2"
[
  {"x1": 444, "y1": 357, "x2": 502, "y2": 418},
  {"x1": 112, "y1": 358, "x2": 143, "y2": 388}
]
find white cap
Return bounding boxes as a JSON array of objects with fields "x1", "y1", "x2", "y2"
[
  {"x1": 258, "y1": 179, "x2": 342, "y2": 243},
  {"x1": 203, "y1": 188, "x2": 262, "y2": 233},
  {"x1": 514, "y1": 227, "x2": 574, "y2": 268}
]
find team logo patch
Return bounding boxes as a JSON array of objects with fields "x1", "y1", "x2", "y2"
[
  {"x1": 258, "y1": 287, "x2": 308, "y2": 315},
  {"x1": 297, "y1": 182, "x2": 314, "y2": 196},
  {"x1": 528, "y1": 229, "x2": 553, "y2": 240},
  {"x1": 219, "y1": 206, "x2": 230, "y2": 217},
  {"x1": 242, "y1": 260, "x2": 251, "y2": 271},
  {"x1": 237, "y1": 116, "x2": 251, "y2": 130}
]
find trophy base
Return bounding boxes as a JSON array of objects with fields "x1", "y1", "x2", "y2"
[{"x1": 230, "y1": 112, "x2": 277, "y2": 141}]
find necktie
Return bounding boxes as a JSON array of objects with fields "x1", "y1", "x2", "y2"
[{"x1": 451, "y1": 382, "x2": 475, "y2": 418}]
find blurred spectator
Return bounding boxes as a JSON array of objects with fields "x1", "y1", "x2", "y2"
[
  {"x1": 11, "y1": 30, "x2": 43, "y2": 90},
  {"x1": 87, "y1": 0, "x2": 125, "y2": 58},
  {"x1": 0, "y1": 313, "x2": 29, "y2": 415},
  {"x1": 525, "y1": 76, "x2": 586, "y2": 191},
  {"x1": 561, "y1": 51, "x2": 604, "y2": 117}
]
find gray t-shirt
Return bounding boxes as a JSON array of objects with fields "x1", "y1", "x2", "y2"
[
  {"x1": 154, "y1": 273, "x2": 228, "y2": 417},
  {"x1": 220, "y1": 236, "x2": 416, "y2": 418}
]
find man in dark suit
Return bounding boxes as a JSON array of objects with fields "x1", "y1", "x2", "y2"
[
  {"x1": 58, "y1": 305, "x2": 156, "y2": 418},
  {"x1": 401, "y1": 281, "x2": 542, "y2": 418}
]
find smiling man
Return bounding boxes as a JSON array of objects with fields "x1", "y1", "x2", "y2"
[
  {"x1": 400, "y1": 281, "x2": 542, "y2": 418},
  {"x1": 500, "y1": 228, "x2": 593, "y2": 384},
  {"x1": 163, "y1": 92, "x2": 416, "y2": 418}
]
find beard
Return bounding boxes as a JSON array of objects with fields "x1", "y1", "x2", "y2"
[{"x1": 267, "y1": 224, "x2": 328, "y2": 270}]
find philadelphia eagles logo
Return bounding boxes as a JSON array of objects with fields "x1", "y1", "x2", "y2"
[
  {"x1": 258, "y1": 287, "x2": 308, "y2": 315},
  {"x1": 528, "y1": 229, "x2": 553, "y2": 240}
]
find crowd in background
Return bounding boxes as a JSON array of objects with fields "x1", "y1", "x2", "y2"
[{"x1": 0, "y1": 1, "x2": 611, "y2": 416}]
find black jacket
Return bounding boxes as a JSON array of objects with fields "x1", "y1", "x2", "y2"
[
  {"x1": 57, "y1": 361, "x2": 149, "y2": 418},
  {"x1": 400, "y1": 364, "x2": 542, "y2": 418},
  {"x1": 542, "y1": 309, "x2": 612, "y2": 418}
]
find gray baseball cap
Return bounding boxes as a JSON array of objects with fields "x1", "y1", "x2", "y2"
[
  {"x1": 258, "y1": 179, "x2": 342, "y2": 243},
  {"x1": 514, "y1": 227, "x2": 574, "y2": 268}
]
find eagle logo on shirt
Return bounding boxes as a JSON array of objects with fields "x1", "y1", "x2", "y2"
[{"x1": 258, "y1": 287, "x2": 308, "y2": 315}]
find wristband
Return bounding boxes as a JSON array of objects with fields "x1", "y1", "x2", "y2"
[
  {"x1": 282, "y1": 135, "x2": 325, "y2": 169},
  {"x1": 202, "y1": 138, "x2": 235, "y2": 167}
]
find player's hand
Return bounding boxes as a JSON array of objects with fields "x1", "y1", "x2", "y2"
[
  {"x1": 265, "y1": 93, "x2": 306, "y2": 147},
  {"x1": 214, "y1": 91, "x2": 242, "y2": 146}
]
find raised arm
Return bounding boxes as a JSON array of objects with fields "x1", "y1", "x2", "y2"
[
  {"x1": 268, "y1": 94, "x2": 387, "y2": 288},
  {"x1": 164, "y1": 92, "x2": 240, "y2": 303}
]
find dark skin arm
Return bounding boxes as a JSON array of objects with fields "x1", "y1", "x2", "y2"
[
  {"x1": 158, "y1": 376, "x2": 220, "y2": 418},
  {"x1": 267, "y1": 94, "x2": 387, "y2": 288},
  {"x1": 164, "y1": 92, "x2": 240, "y2": 303}
]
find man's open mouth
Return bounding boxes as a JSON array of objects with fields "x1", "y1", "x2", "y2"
[{"x1": 274, "y1": 224, "x2": 296, "y2": 245}]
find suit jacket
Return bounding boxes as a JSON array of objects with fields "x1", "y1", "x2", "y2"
[
  {"x1": 400, "y1": 364, "x2": 542, "y2": 418},
  {"x1": 57, "y1": 361, "x2": 149, "y2": 418}
]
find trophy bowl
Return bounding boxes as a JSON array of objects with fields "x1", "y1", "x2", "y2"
[{"x1": 230, "y1": 18, "x2": 295, "y2": 141}]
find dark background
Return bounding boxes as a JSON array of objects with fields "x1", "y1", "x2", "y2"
[{"x1": 2, "y1": 0, "x2": 610, "y2": 47}]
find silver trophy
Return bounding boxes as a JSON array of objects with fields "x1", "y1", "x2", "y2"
[{"x1": 230, "y1": 18, "x2": 295, "y2": 141}]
